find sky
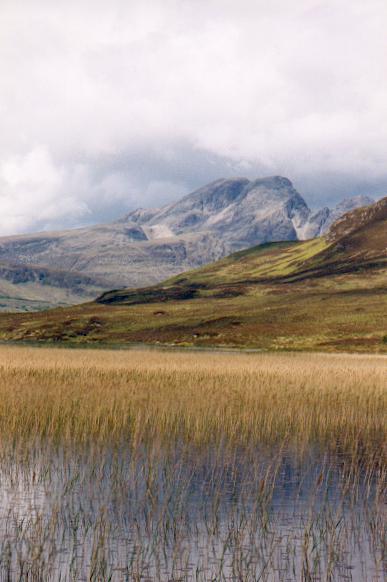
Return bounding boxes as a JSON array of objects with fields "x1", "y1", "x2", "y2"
[{"x1": 0, "y1": 0, "x2": 386, "y2": 235}]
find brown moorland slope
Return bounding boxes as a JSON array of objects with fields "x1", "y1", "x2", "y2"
[{"x1": 0, "y1": 197, "x2": 385, "y2": 352}]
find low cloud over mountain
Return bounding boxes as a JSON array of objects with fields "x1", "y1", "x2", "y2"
[{"x1": 0, "y1": 0, "x2": 386, "y2": 235}]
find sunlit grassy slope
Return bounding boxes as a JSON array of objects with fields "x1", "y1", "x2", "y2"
[{"x1": 0, "y1": 198, "x2": 386, "y2": 352}]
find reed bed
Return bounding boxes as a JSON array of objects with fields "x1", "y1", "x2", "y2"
[
  {"x1": 0, "y1": 347, "x2": 385, "y2": 448},
  {"x1": 0, "y1": 346, "x2": 385, "y2": 580}
]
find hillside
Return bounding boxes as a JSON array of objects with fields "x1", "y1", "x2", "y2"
[
  {"x1": 0, "y1": 197, "x2": 385, "y2": 352},
  {"x1": 0, "y1": 176, "x2": 374, "y2": 310},
  {"x1": 0, "y1": 263, "x2": 106, "y2": 312}
]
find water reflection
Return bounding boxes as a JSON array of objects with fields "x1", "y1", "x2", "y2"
[{"x1": 0, "y1": 442, "x2": 384, "y2": 580}]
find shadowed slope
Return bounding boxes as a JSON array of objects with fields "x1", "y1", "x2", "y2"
[{"x1": 0, "y1": 262, "x2": 106, "y2": 312}]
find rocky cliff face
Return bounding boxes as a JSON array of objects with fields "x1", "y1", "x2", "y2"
[
  {"x1": 128, "y1": 176, "x2": 311, "y2": 246},
  {"x1": 0, "y1": 176, "x2": 376, "y2": 310},
  {"x1": 125, "y1": 177, "x2": 373, "y2": 244}
]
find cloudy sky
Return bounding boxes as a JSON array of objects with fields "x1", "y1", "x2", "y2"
[{"x1": 0, "y1": 0, "x2": 386, "y2": 235}]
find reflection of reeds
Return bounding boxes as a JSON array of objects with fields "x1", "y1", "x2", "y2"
[
  {"x1": 0, "y1": 347, "x2": 385, "y2": 580},
  {"x1": 0, "y1": 441, "x2": 384, "y2": 580}
]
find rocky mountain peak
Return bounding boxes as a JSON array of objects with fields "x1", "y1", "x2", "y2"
[
  {"x1": 179, "y1": 177, "x2": 250, "y2": 212},
  {"x1": 300, "y1": 194, "x2": 375, "y2": 240},
  {"x1": 319, "y1": 194, "x2": 374, "y2": 234},
  {"x1": 122, "y1": 177, "x2": 376, "y2": 246},
  {"x1": 127, "y1": 175, "x2": 311, "y2": 243},
  {"x1": 248, "y1": 175, "x2": 293, "y2": 189},
  {"x1": 0, "y1": 174, "x2": 378, "y2": 311},
  {"x1": 327, "y1": 195, "x2": 387, "y2": 243},
  {"x1": 334, "y1": 194, "x2": 374, "y2": 212}
]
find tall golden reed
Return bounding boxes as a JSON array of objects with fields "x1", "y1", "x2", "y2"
[{"x1": 0, "y1": 346, "x2": 384, "y2": 450}]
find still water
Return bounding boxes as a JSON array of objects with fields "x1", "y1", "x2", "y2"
[{"x1": 0, "y1": 442, "x2": 384, "y2": 581}]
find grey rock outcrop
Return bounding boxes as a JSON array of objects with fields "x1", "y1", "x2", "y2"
[
  {"x1": 130, "y1": 176, "x2": 311, "y2": 246},
  {"x1": 0, "y1": 176, "x2": 375, "y2": 310},
  {"x1": 320, "y1": 195, "x2": 375, "y2": 234}
]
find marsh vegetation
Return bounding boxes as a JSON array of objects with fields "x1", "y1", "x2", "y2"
[{"x1": 0, "y1": 347, "x2": 385, "y2": 580}]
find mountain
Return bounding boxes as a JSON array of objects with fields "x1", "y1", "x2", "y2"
[
  {"x1": 126, "y1": 176, "x2": 310, "y2": 242},
  {"x1": 0, "y1": 176, "x2": 375, "y2": 311},
  {"x1": 124, "y1": 178, "x2": 374, "y2": 244},
  {"x1": 0, "y1": 196, "x2": 385, "y2": 352},
  {"x1": 0, "y1": 262, "x2": 104, "y2": 312},
  {"x1": 302, "y1": 194, "x2": 374, "y2": 239}
]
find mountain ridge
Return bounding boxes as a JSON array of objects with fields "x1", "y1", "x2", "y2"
[
  {"x1": 0, "y1": 176, "x2": 377, "y2": 311},
  {"x1": 97, "y1": 196, "x2": 387, "y2": 306},
  {"x1": 0, "y1": 195, "x2": 385, "y2": 351}
]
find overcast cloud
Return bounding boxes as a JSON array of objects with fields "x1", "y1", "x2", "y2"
[{"x1": 0, "y1": 0, "x2": 386, "y2": 235}]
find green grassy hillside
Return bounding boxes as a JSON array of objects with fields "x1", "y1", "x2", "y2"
[{"x1": 0, "y1": 197, "x2": 386, "y2": 352}]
